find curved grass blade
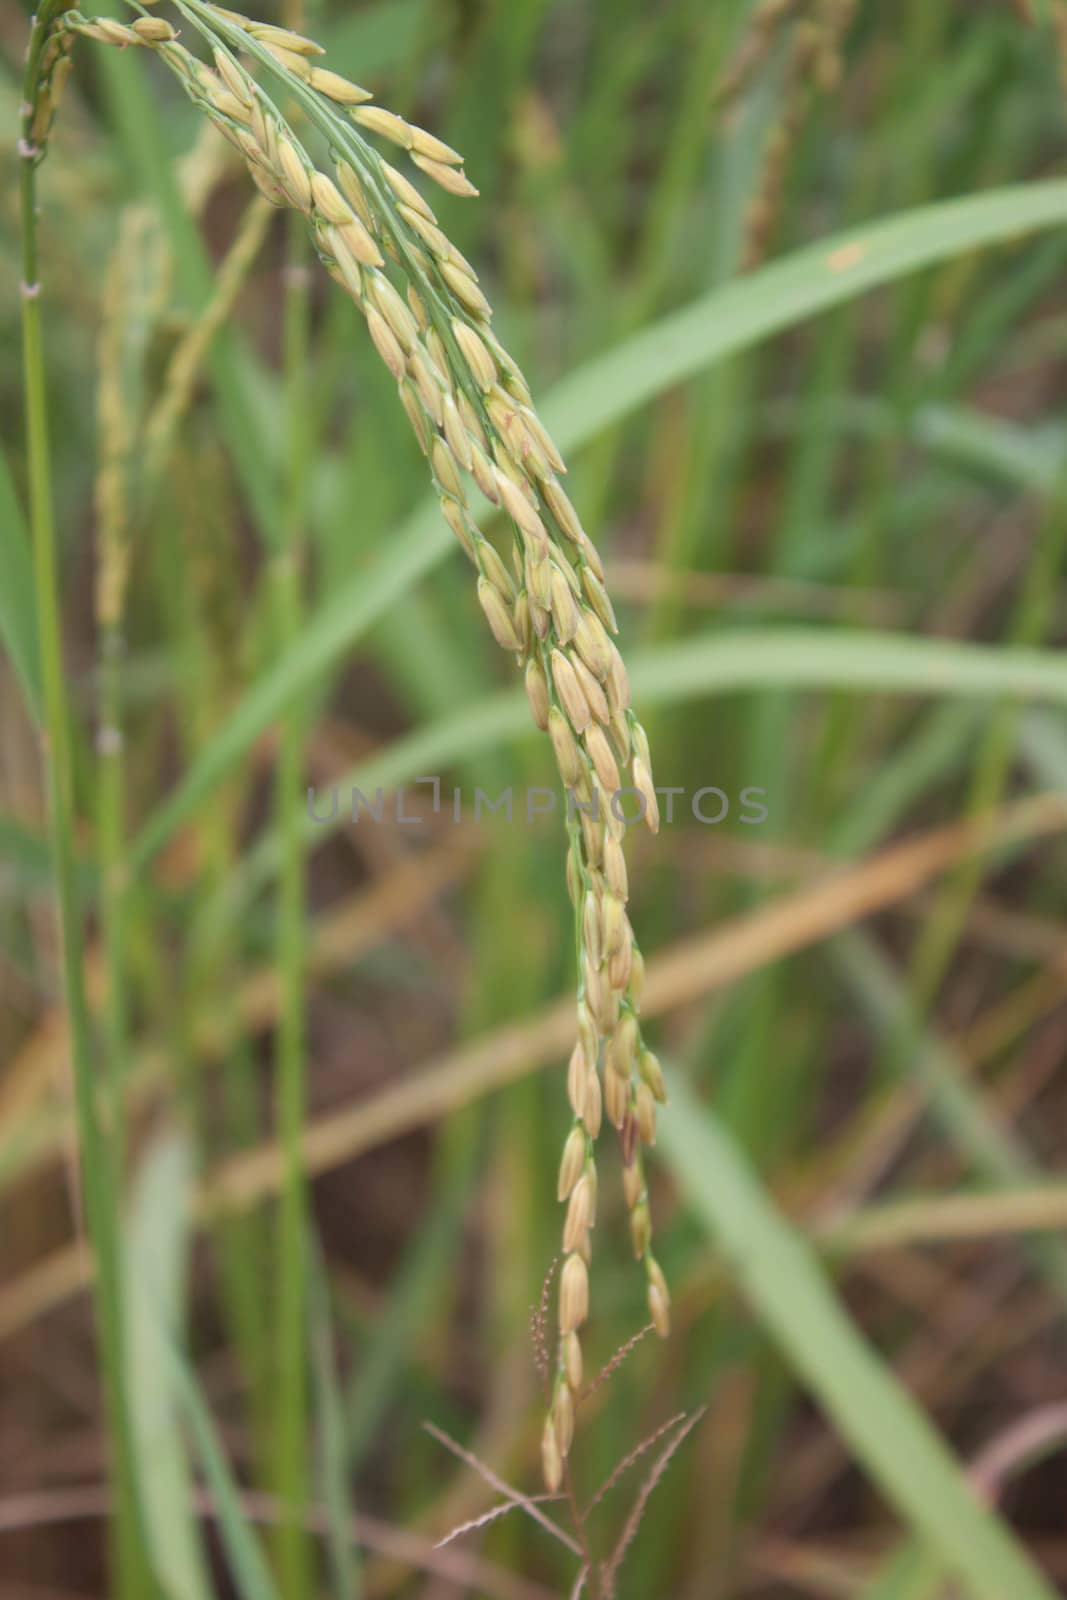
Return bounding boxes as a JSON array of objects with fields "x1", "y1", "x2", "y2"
[
  {"x1": 129, "y1": 180, "x2": 1067, "y2": 869},
  {"x1": 542, "y1": 179, "x2": 1067, "y2": 445},
  {"x1": 146, "y1": 622, "x2": 1067, "y2": 885},
  {"x1": 0, "y1": 445, "x2": 42, "y2": 719},
  {"x1": 125, "y1": 1134, "x2": 212, "y2": 1600},
  {"x1": 212, "y1": 626, "x2": 1067, "y2": 918},
  {"x1": 164, "y1": 1337, "x2": 281, "y2": 1600},
  {"x1": 832, "y1": 930, "x2": 1067, "y2": 1303},
  {"x1": 659, "y1": 1077, "x2": 1058, "y2": 1600},
  {"x1": 307, "y1": 1242, "x2": 361, "y2": 1600}
]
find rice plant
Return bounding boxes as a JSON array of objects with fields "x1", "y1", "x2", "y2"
[{"x1": 7, "y1": 1, "x2": 1067, "y2": 1596}]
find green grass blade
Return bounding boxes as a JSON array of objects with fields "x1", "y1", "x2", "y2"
[
  {"x1": 832, "y1": 933, "x2": 1039, "y2": 1185},
  {"x1": 542, "y1": 180, "x2": 1067, "y2": 443},
  {"x1": 308, "y1": 1245, "x2": 360, "y2": 1600},
  {"x1": 832, "y1": 931, "x2": 1067, "y2": 1302},
  {"x1": 862, "y1": 1543, "x2": 945, "y2": 1600},
  {"x1": 125, "y1": 1134, "x2": 212, "y2": 1600},
  {"x1": 126, "y1": 179, "x2": 1067, "y2": 868},
  {"x1": 629, "y1": 627, "x2": 1067, "y2": 705},
  {"x1": 783, "y1": 396, "x2": 1064, "y2": 496},
  {"x1": 1019, "y1": 707, "x2": 1067, "y2": 789},
  {"x1": 914, "y1": 405, "x2": 1063, "y2": 493},
  {"x1": 0, "y1": 444, "x2": 41, "y2": 719},
  {"x1": 165, "y1": 1341, "x2": 281, "y2": 1600},
  {"x1": 161, "y1": 624, "x2": 1067, "y2": 899},
  {"x1": 659, "y1": 1077, "x2": 1058, "y2": 1600}
]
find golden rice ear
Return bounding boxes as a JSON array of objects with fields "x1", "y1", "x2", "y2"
[{"x1": 29, "y1": 0, "x2": 663, "y2": 1496}]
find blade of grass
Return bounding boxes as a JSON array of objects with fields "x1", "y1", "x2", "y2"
[
  {"x1": 819, "y1": 1181, "x2": 1067, "y2": 1255},
  {"x1": 19, "y1": 18, "x2": 150, "y2": 1592},
  {"x1": 0, "y1": 846, "x2": 474, "y2": 1200},
  {"x1": 900, "y1": 463, "x2": 1067, "y2": 1112},
  {"x1": 197, "y1": 794, "x2": 1064, "y2": 1217},
  {"x1": 4, "y1": 707, "x2": 1061, "y2": 1220},
  {"x1": 658, "y1": 1077, "x2": 1058, "y2": 1600},
  {"x1": 12, "y1": 796, "x2": 1062, "y2": 1337},
  {"x1": 861, "y1": 1546, "x2": 944, "y2": 1600},
  {"x1": 127, "y1": 179, "x2": 1067, "y2": 870},
  {"x1": 125, "y1": 1133, "x2": 212, "y2": 1600},
  {"x1": 0, "y1": 444, "x2": 41, "y2": 719},
  {"x1": 164, "y1": 1338, "x2": 281, "y2": 1600},
  {"x1": 831, "y1": 931, "x2": 1067, "y2": 1302},
  {"x1": 542, "y1": 179, "x2": 1067, "y2": 445},
  {"x1": 212, "y1": 627, "x2": 1067, "y2": 926},
  {"x1": 307, "y1": 1244, "x2": 361, "y2": 1600},
  {"x1": 137, "y1": 622, "x2": 1067, "y2": 885}
]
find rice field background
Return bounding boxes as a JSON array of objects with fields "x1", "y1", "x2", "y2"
[{"x1": 5, "y1": 0, "x2": 1067, "y2": 1595}]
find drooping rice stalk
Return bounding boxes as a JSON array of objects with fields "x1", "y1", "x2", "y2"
[
  {"x1": 22, "y1": 0, "x2": 671, "y2": 1489},
  {"x1": 272, "y1": 15, "x2": 315, "y2": 1576}
]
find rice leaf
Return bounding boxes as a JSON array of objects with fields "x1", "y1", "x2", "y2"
[
  {"x1": 0, "y1": 445, "x2": 41, "y2": 720},
  {"x1": 659, "y1": 1077, "x2": 1058, "y2": 1600},
  {"x1": 124, "y1": 1133, "x2": 212, "y2": 1600},
  {"x1": 129, "y1": 179, "x2": 1067, "y2": 866}
]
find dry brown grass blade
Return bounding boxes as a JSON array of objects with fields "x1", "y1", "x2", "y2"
[
  {"x1": 969, "y1": 1404, "x2": 1067, "y2": 1503},
  {"x1": 205, "y1": 984, "x2": 580, "y2": 1211},
  {"x1": 749, "y1": 1536, "x2": 869, "y2": 1596},
  {"x1": 818, "y1": 1183, "x2": 1067, "y2": 1254},
  {"x1": 1, "y1": 794, "x2": 1062, "y2": 1340},
  {"x1": 205, "y1": 792, "x2": 1066, "y2": 1211},
  {"x1": 961, "y1": 958, "x2": 1067, "y2": 1064},
  {"x1": 0, "y1": 950, "x2": 106, "y2": 1131},
  {"x1": 0, "y1": 1240, "x2": 88, "y2": 1343},
  {"x1": 640, "y1": 794, "x2": 1066, "y2": 1018},
  {"x1": 0, "y1": 840, "x2": 473, "y2": 1192},
  {"x1": 780, "y1": 954, "x2": 1067, "y2": 1229},
  {"x1": 0, "y1": 1482, "x2": 557, "y2": 1600},
  {"x1": 223, "y1": 840, "x2": 473, "y2": 1034},
  {"x1": 0, "y1": 1010, "x2": 67, "y2": 1131}
]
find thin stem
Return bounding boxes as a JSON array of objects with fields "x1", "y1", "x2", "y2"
[
  {"x1": 95, "y1": 239, "x2": 135, "y2": 1192},
  {"x1": 272, "y1": 164, "x2": 314, "y2": 1600},
  {"x1": 19, "y1": 15, "x2": 151, "y2": 1595},
  {"x1": 562, "y1": 1457, "x2": 599, "y2": 1599}
]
